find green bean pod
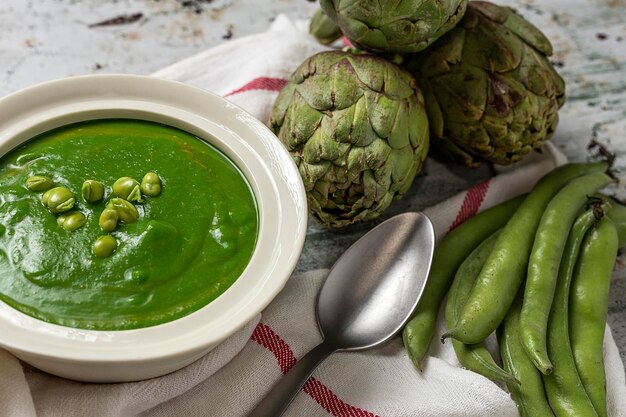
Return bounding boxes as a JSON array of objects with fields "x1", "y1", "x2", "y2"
[
  {"x1": 446, "y1": 231, "x2": 518, "y2": 384},
  {"x1": 543, "y1": 205, "x2": 604, "y2": 417},
  {"x1": 522, "y1": 171, "x2": 612, "y2": 374},
  {"x1": 402, "y1": 195, "x2": 525, "y2": 369},
  {"x1": 443, "y1": 162, "x2": 608, "y2": 345},
  {"x1": 569, "y1": 217, "x2": 618, "y2": 417},
  {"x1": 498, "y1": 294, "x2": 555, "y2": 417}
]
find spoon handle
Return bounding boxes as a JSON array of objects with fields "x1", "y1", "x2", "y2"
[{"x1": 248, "y1": 342, "x2": 335, "y2": 417}]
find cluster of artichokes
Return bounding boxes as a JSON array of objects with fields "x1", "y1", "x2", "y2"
[{"x1": 271, "y1": 0, "x2": 565, "y2": 227}]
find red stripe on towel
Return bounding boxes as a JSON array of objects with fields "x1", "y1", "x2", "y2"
[
  {"x1": 251, "y1": 323, "x2": 296, "y2": 374},
  {"x1": 251, "y1": 323, "x2": 380, "y2": 417},
  {"x1": 224, "y1": 77, "x2": 287, "y2": 97},
  {"x1": 303, "y1": 377, "x2": 378, "y2": 417},
  {"x1": 448, "y1": 179, "x2": 491, "y2": 231}
]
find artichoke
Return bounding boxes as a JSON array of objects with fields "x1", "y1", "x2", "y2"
[
  {"x1": 310, "y1": 8, "x2": 342, "y2": 46},
  {"x1": 270, "y1": 51, "x2": 429, "y2": 228},
  {"x1": 319, "y1": 0, "x2": 467, "y2": 53},
  {"x1": 407, "y1": 1, "x2": 566, "y2": 167}
]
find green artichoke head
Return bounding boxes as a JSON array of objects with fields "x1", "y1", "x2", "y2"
[
  {"x1": 407, "y1": 1, "x2": 566, "y2": 167},
  {"x1": 310, "y1": 8, "x2": 342, "y2": 45},
  {"x1": 270, "y1": 51, "x2": 429, "y2": 228},
  {"x1": 319, "y1": 0, "x2": 468, "y2": 53}
]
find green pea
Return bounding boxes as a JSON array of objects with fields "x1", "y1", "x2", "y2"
[
  {"x1": 108, "y1": 198, "x2": 139, "y2": 224},
  {"x1": 43, "y1": 187, "x2": 75, "y2": 213},
  {"x1": 42, "y1": 189, "x2": 52, "y2": 205},
  {"x1": 57, "y1": 211, "x2": 86, "y2": 231},
  {"x1": 140, "y1": 172, "x2": 161, "y2": 197},
  {"x1": 99, "y1": 207, "x2": 119, "y2": 232},
  {"x1": 92, "y1": 235, "x2": 117, "y2": 259},
  {"x1": 113, "y1": 177, "x2": 142, "y2": 202},
  {"x1": 82, "y1": 180, "x2": 105, "y2": 203},
  {"x1": 25, "y1": 175, "x2": 54, "y2": 192}
]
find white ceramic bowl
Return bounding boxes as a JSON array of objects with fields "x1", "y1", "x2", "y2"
[{"x1": 0, "y1": 74, "x2": 307, "y2": 382}]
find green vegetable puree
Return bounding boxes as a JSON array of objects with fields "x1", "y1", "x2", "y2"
[{"x1": 0, "y1": 119, "x2": 258, "y2": 330}]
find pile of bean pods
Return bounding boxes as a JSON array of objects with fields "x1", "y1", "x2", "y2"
[{"x1": 403, "y1": 162, "x2": 625, "y2": 417}]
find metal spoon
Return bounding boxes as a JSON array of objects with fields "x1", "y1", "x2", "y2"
[{"x1": 248, "y1": 212, "x2": 435, "y2": 417}]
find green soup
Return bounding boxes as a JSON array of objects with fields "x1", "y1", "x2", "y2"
[{"x1": 0, "y1": 119, "x2": 258, "y2": 330}]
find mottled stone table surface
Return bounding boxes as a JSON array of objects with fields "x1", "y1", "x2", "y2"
[{"x1": 1, "y1": 0, "x2": 625, "y2": 367}]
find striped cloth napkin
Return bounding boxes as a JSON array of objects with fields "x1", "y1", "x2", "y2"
[{"x1": 1, "y1": 15, "x2": 625, "y2": 417}]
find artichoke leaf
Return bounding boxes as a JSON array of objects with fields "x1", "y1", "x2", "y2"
[
  {"x1": 409, "y1": 97, "x2": 431, "y2": 148},
  {"x1": 350, "y1": 52, "x2": 416, "y2": 99},
  {"x1": 328, "y1": 103, "x2": 355, "y2": 143},
  {"x1": 269, "y1": 82, "x2": 297, "y2": 129},
  {"x1": 349, "y1": 54, "x2": 385, "y2": 93},
  {"x1": 503, "y1": 7, "x2": 553, "y2": 56},
  {"x1": 297, "y1": 59, "x2": 361, "y2": 111},
  {"x1": 397, "y1": 159, "x2": 420, "y2": 195},
  {"x1": 349, "y1": 23, "x2": 391, "y2": 51},
  {"x1": 302, "y1": 126, "x2": 342, "y2": 164},
  {"x1": 282, "y1": 96, "x2": 324, "y2": 149},
  {"x1": 518, "y1": 48, "x2": 564, "y2": 98},
  {"x1": 483, "y1": 115, "x2": 510, "y2": 143},
  {"x1": 364, "y1": 138, "x2": 392, "y2": 171},
  {"x1": 389, "y1": 147, "x2": 415, "y2": 186},
  {"x1": 387, "y1": 99, "x2": 412, "y2": 150},
  {"x1": 413, "y1": 29, "x2": 466, "y2": 78},
  {"x1": 350, "y1": 96, "x2": 378, "y2": 147},
  {"x1": 347, "y1": 146, "x2": 369, "y2": 172},
  {"x1": 379, "y1": 20, "x2": 427, "y2": 51},
  {"x1": 323, "y1": 164, "x2": 350, "y2": 186},
  {"x1": 449, "y1": 121, "x2": 492, "y2": 157},
  {"x1": 367, "y1": 92, "x2": 403, "y2": 145},
  {"x1": 299, "y1": 161, "x2": 330, "y2": 191},
  {"x1": 486, "y1": 72, "x2": 526, "y2": 117},
  {"x1": 362, "y1": 170, "x2": 386, "y2": 208},
  {"x1": 471, "y1": 0, "x2": 508, "y2": 23},
  {"x1": 419, "y1": 81, "x2": 445, "y2": 139},
  {"x1": 463, "y1": 17, "x2": 523, "y2": 72},
  {"x1": 312, "y1": 180, "x2": 331, "y2": 204},
  {"x1": 370, "y1": 153, "x2": 393, "y2": 189},
  {"x1": 431, "y1": 66, "x2": 487, "y2": 122}
]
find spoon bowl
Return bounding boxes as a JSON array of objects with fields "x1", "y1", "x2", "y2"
[
  {"x1": 249, "y1": 212, "x2": 435, "y2": 417},
  {"x1": 318, "y1": 212, "x2": 435, "y2": 350}
]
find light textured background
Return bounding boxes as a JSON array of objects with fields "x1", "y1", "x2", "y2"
[{"x1": 0, "y1": 0, "x2": 625, "y2": 368}]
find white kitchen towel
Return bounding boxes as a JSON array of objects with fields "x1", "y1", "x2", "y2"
[{"x1": 1, "y1": 15, "x2": 624, "y2": 417}]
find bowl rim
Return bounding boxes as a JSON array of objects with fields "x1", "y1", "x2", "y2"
[{"x1": 0, "y1": 74, "x2": 307, "y2": 363}]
